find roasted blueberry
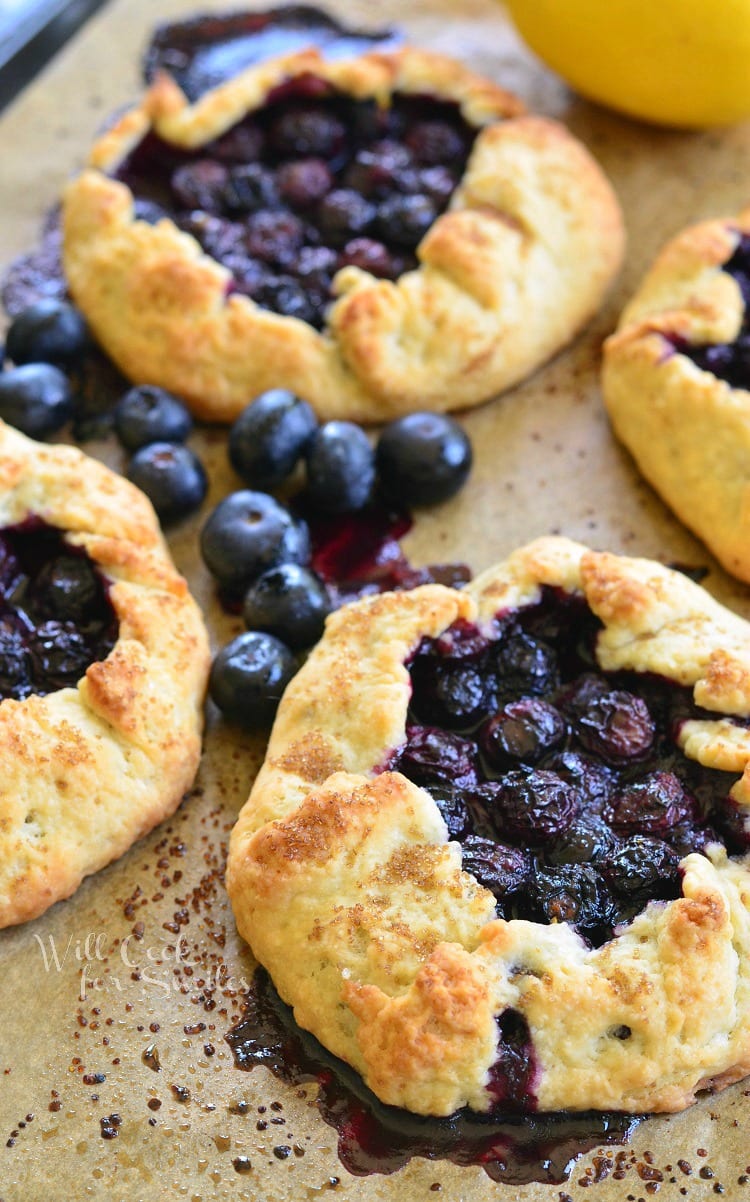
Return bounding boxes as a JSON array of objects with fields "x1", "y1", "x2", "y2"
[
  {"x1": 5, "y1": 300, "x2": 91, "y2": 368},
  {"x1": 318, "y1": 189, "x2": 376, "y2": 246},
  {"x1": 228, "y1": 388, "x2": 318, "y2": 490},
  {"x1": 254, "y1": 275, "x2": 319, "y2": 324},
  {"x1": 268, "y1": 106, "x2": 346, "y2": 159},
  {"x1": 460, "y1": 835, "x2": 531, "y2": 905},
  {"x1": 0, "y1": 364, "x2": 73, "y2": 438},
  {"x1": 397, "y1": 725, "x2": 478, "y2": 789},
  {"x1": 602, "y1": 835, "x2": 681, "y2": 908},
  {"x1": 171, "y1": 159, "x2": 229, "y2": 210},
  {"x1": 210, "y1": 119, "x2": 265, "y2": 164},
  {"x1": 428, "y1": 784, "x2": 473, "y2": 839},
  {"x1": 376, "y1": 193, "x2": 436, "y2": 248},
  {"x1": 34, "y1": 555, "x2": 100, "y2": 622},
  {"x1": 304, "y1": 421, "x2": 375, "y2": 513},
  {"x1": 604, "y1": 771, "x2": 696, "y2": 836},
  {"x1": 545, "y1": 815, "x2": 617, "y2": 866},
  {"x1": 0, "y1": 616, "x2": 30, "y2": 699},
  {"x1": 246, "y1": 210, "x2": 306, "y2": 265},
  {"x1": 376, "y1": 412, "x2": 472, "y2": 507},
  {"x1": 277, "y1": 158, "x2": 333, "y2": 208},
  {"x1": 209, "y1": 631, "x2": 297, "y2": 726},
  {"x1": 495, "y1": 629, "x2": 559, "y2": 698},
  {"x1": 200, "y1": 490, "x2": 310, "y2": 591},
  {"x1": 27, "y1": 620, "x2": 96, "y2": 691},
  {"x1": 549, "y1": 751, "x2": 614, "y2": 811},
  {"x1": 405, "y1": 119, "x2": 467, "y2": 165},
  {"x1": 242, "y1": 563, "x2": 330, "y2": 650},
  {"x1": 114, "y1": 385, "x2": 193, "y2": 451},
  {"x1": 409, "y1": 658, "x2": 493, "y2": 729},
  {"x1": 481, "y1": 698, "x2": 566, "y2": 767},
  {"x1": 126, "y1": 443, "x2": 207, "y2": 524},
  {"x1": 339, "y1": 237, "x2": 398, "y2": 278},
  {"x1": 574, "y1": 687, "x2": 655, "y2": 764},
  {"x1": 223, "y1": 163, "x2": 279, "y2": 213},
  {"x1": 530, "y1": 863, "x2": 616, "y2": 939},
  {"x1": 343, "y1": 140, "x2": 412, "y2": 197},
  {"x1": 487, "y1": 1009, "x2": 536, "y2": 1111},
  {"x1": 486, "y1": 769, "x2": 580, "y2": 844}
]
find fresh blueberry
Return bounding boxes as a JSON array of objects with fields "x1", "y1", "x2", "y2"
[
  {"x1": 126, "y1": 442, "x2": 208, "y2": 524},
  {"x1": 113, "y1": 385, "x2": 193, "y2": 451},
  {"x1": 242, "y1": 563, "x2": 330, "y2": 650},
  {"x1": 304, "y1": 421, "x2": 375, "y2": 513},
  {"x1": 5, "y1": 300, "x2": 91, "y2": 368},
  {"x1": 376, "y1": 412, "x2": 472, "y2": 506},
  {"x1": 0, "y1": 363, "x2": 73, "y2": 438},
  {"x1": 209, "y1": 631, "x2": 297, "y2": 727},
  {"x1": 228, "y1": 388, "x2": 318, "y2": 490},
  {"x1": 200, "y1": 490, "x2": 310, "y2": 591}
]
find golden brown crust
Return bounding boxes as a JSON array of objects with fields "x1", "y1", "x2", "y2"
[
  {"x1": 0, "y1": 421, "x2": 210, "y2": 928},
  {"x1": 603, "y1": 206, "x2": 750, "y2": 582},
  {"x1": 227, "y1": 537, "x2": 750, "y2": 1116},
  {"x1": 62, "y1": 47, "x2": 623, "y2": 423}
]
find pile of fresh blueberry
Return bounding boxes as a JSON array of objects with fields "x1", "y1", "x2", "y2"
[
  {"x1": 117, "y1": 85, "x2": 476, "y2": 328},
  {"x1": 203, "y1": 387, "x2": 472, "y2": 726},
  {"x1": 0, "y1": 298, "x2": 209, "y2": 523},
  {"x1": 389, "y1": 587, "x2": 746, "y2": 946}
]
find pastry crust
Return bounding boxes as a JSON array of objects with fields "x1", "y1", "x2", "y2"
[
  {"x1": 603, "y1": 206, "x2": 750, "y2": 582},
  {"x1": 227, "y1": 536, "x2": 750, "y2": 1116},
  {"x1": 0, "y1": 421, "x2": 210, "y2": 928},
  {"x1": 62, "y1": 47, "x2": 624, "y2": 423}
]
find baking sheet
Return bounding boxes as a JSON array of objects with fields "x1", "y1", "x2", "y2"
[{"x1": 1, "y1": 1, "x2": 750, "y2": 1198}]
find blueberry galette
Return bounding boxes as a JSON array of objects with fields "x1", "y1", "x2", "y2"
[
  {"x1": 62, "y1": 47, "x2": 623, "y2": 423},
  {"x1": 227, "y1": 537, "x2": 750, "y2": 1117},
  {"x1": 603, "y1": 207, "x2": 750, "y2": 582},
  {"x1": 0, "y1": 420, "x2": 209, "y2": 927}
]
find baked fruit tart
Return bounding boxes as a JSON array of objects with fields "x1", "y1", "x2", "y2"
[
  {"x1": 603, "y1": 207, "x2": 750, "y2": 582},
  {"x1": 62, "y1": 47, "x2": 624, "y2": 423},
  {"x1": 227, "y1": 536, "x2": 750, "y2": 1117},
  {"x1": 0, "y1": 420, "x2": 209, "y2": 928}
]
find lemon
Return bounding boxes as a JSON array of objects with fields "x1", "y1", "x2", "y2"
[{"x1": 504, "y1": 0, "x2": 750, "y2": 128}]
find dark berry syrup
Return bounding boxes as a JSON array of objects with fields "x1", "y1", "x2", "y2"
[
  {"x1": 678, "y1": 232, "x2": 750, "y2": 387},
  {"x1": 227, "y1": 967, "x2": 638, "y2": 1185},
  {"x1": 0, "y1": 519, "x2": 118, "y2": 699},
  {"x1": 143, "y1": 6, "x2": 402, "y2": 102},
  {"x1": 307, "y1": 503, "x2": 470, "y2": 607}
]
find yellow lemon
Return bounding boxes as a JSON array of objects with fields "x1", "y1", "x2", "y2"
[{"x1": 504, "y1": 0, "x2": 750, "y2": 128}]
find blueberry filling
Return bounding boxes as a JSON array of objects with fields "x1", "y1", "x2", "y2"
[
  {"x1": 115, "y1": 84, "x2": 477, "y2": 329},
  {"x1": 390, "y1": 586, "x2": 746, "y2": 948},
  {"x1": 0, "y1": 520, "x2": 117, "y2": 699},
  {"x1": 680, "y1": 232, "x2": 750, "y2": 388}
]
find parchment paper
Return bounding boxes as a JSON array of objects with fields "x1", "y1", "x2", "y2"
[{"x1": 1, "y1": 1, "x2": 750, "y2": 1198}]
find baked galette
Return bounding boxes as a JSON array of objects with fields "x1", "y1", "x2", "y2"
[
  {"x1": 603, "y1": 207, "x2": 750, "y2": 582},
  {"x1": 0, "y1": 420, "x2": 209, "y2": 928},
  {"x1": 227, "y1": 537, "x2": 750, "y2": 1117},
  {"x1": 62, "y1": 47, "x2": 624, "y2": 423}
]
